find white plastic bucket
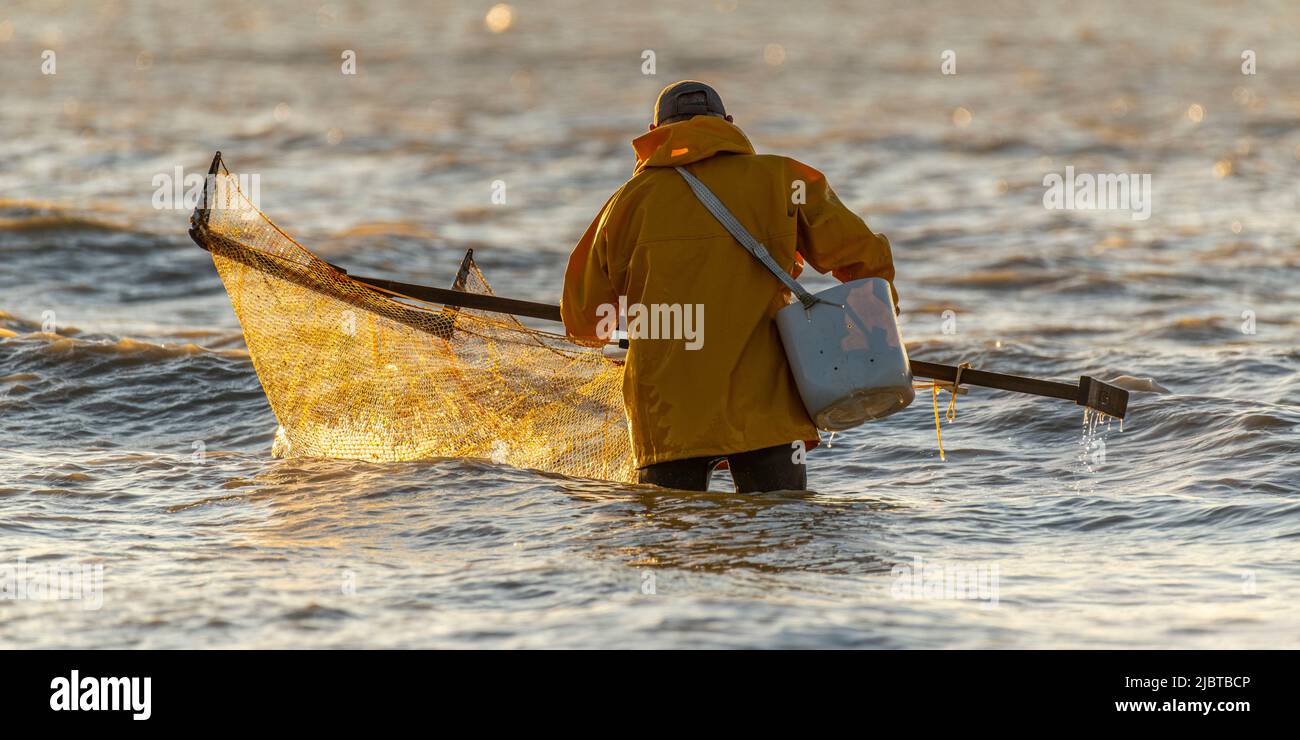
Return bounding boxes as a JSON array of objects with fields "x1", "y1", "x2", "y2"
[{"x1": 775, "y1": 277, "x2": 914, "y2": 431}]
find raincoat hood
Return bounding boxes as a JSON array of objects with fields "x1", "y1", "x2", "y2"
[{"x1": 631, "y1": 115, "x2": 755, "y2": 173}]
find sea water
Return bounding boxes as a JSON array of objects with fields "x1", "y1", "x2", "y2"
[{"x1": 0, "y1": 0, "x2": 1297, "y2": 648}]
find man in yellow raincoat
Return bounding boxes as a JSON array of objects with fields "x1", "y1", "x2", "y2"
[{"x1": 562, "y1": 81, "x2": 897, "y2": 492}]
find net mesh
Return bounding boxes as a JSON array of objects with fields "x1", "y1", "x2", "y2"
[{"x1": 192, "y1": 156, "x2": 634, "y2": 483}]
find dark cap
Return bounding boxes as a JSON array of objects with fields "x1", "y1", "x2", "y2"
[{"x1": 654, "y1": 80, "x2": 727, "y2": 126}]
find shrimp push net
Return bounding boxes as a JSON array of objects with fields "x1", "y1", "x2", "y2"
[{"x1": 189, "y1": 154, "x2": 634, "y2": 483}]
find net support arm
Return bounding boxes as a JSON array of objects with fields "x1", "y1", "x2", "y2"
[
  {"x1": 337, "y1": 272, "x2": 1128, "y2": 419},
  {"x1": 909, "y1": 360, "x2": 1128, "y2": 419},
  {"x1": 345, "y1": 273, "x2": 563, "y2": 322}
]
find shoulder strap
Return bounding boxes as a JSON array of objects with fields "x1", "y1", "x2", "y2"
[{"x1": 674, "y1": 166, "x2": 824, "y2": 310}]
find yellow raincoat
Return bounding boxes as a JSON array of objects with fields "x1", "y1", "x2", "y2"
[{"x1": 561, "y1": 115, "x2": 897, "y2": 468}]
